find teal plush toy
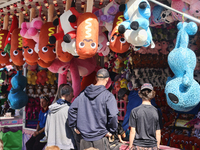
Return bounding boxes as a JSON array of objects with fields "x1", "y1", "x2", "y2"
[
  {"x1": 165, "y1": 22, "x2": 200, "y2": 112},
  {"x1": 8, "y1": 70, "x2": 28, "y2": 109}
]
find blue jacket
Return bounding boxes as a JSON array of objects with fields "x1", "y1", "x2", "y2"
[{"x1": 68, "y1": 84, "x2": 119, "y2": 141}]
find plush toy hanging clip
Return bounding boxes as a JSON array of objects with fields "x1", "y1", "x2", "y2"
[
  {"x1": 10, "y1": 12, "x2": 25, "y2": 67},
  {"x1": 117, "y1": 0, "x2": 155, "y2": 51},
  {"x1": 38, "y1": 4, "x2": 56, "y2": 63},
  {"x1": 109, "y1": 11, "x2": 130, "y2": 53},
  {"x1": 0, "y1": 15, "x2": 12, "y2": 68},
  {"x1": 22, "y1": 8, "x2": 39, "y2": 66},
  {"x1": 76, "y1": 0, "x2": 99, "y2": 59},
  {"x1": 165, "y1": 22, "x2": 200, "y2": 112}
]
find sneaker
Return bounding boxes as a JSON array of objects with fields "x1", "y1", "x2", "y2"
[{"x1": 40, "y1": 136, "x2": 47, "y2": 143}]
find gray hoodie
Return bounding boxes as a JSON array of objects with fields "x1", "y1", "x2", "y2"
[{"x1": 45, "y1": 100, "x2": 76, "y2": 149}]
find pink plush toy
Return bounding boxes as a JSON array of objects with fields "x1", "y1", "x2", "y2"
[
  {"x1": 26, "y1": 97, "x2": 35, "y2": 120},
  {"x1": 138, "y1": 46, "x2": 148, "y2": 54},
  {"x1": 36, "y1": 70, "x2": 48, "y2": 86},
  {"x1": 33, "y1": 97, "x2": 40, "y2": 119},
  {"x1": 20, "y1": 17, "x2": 43, "y2": 43},
  {"x1": 48, "y1": 57, "x2": 97, "y2": 101},
  {"x1": 171, "y1": 0, "x2": 189, "y2": 21},
  {"x1": 97, "y1": 30, "x2": 110, "y2": 56},
  {"x1": 149, "y1": 41, "x2": 161, "y2": 54},
  {"x1": 182, "y1": 0, "x2": 200, "y2": 17}
]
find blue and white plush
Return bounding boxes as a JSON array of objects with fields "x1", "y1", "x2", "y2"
[
  {"x1": 118, "y1": 0, "x2": 154, "y2": 50},
  {"x1": 165, "y1": 22, "x2": 200, "y2": 112},
  {"x1": 8, "y1": 70, "x2": 28, "y2": 109}
]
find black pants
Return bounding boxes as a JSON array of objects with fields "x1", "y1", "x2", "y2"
[
  {"x1": 80, "y1": 137, "x2": 110, "y2": 150},
  {"x1": 26, "y1": 133, "x2": 46, "y2": 150}
]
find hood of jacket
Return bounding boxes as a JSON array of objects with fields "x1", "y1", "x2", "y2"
[
  {"x1": 48, "y1": 102, "x2": 68, "y2": 114},
  {"x1": 84, "y1": 84, "x2": 107, "y2": 99}
]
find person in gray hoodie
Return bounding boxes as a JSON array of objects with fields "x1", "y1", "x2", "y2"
[
  {"x1": 45, "y1": 84, "x2": 76, "y2": 150},
  {"x1": 68, "y1": 68, "x2": 119, "y2": 150}
]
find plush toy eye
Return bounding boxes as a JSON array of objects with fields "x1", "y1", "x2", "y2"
[
  {"x1": 1, "y1": 52, "x2": 6, "y2": 56},
  {"x1": 98, "y1": 43, "x2": 103, "y2": 50},
  {"x1": 91, "y1": 42, "x2": 96, "y2": 49},
  {"x1": 42, "y1": 47, "x2": 48, "y2": 53},
  {"x1": 111, "y1": 36, "x2": 115, "y2": 42},
  {"x1": 53, "y1": 48, "x2": 56, "y2": 53},
  {"x1": 13, "y1": 50, "x2": 18, "y2": 56},
  {"x1": 120, "y1": 37, "x2": 126, "y2": 43},
  {"x1": 28, "y1": 48, "x2": 33, "y2": 54},
  {"x1": 79, "y1": 42, "x2": 85, "y2": 48}
]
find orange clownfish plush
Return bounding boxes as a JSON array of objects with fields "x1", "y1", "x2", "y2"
[
  {"x1": 109, "y1": 12, "x2": 130, "y2": 53},
  {"x1": 76, "y1": 13, "x2": 99, "y2": 59}
]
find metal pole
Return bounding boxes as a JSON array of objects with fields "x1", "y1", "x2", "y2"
[{"x1": 148, "y1": 0, "x2": 200, "y2": 24}]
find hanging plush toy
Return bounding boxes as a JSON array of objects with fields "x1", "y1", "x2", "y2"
[
  {"x1": 10, "y1": 13, "x2": 25, "y2": 67},
  {"x1": 182, "y1": 0, "x2": 200, "y2": 17},
  {"x1": 49, "y1": 0, "x2": 80, "y2": 57},
  {"x1": 97, "y1": 28, "x2": 110, "y2": 56},
  {"x1": 8, "y1": 70, "x2": 28, "y2": 109},
  {"x1": 46, "y1": 70, "x2": 57, "y2": 85},
  {"x1": 22, "y1": 38, "x2": 38, "y2": 65},
  {"x1": 165, "y1": 22, "x2": 200, "y2": 112},
  {"x1": 36, "y1": 70, "x2": 48, "y2": 86},
  {"x1": 27, "y1": 70, "x2": 37, "y2": 85},
  {"x1": 94, "y1": 0, "x2": 119, "y2": 37},
  {"x1": 76, "y1": 0, "x2": 99, "y2": 59},
  {"x1": 55, "y1": 24, "x2": 74, "y2": 62},
  {"x1": 38, "y1": 4, "x2": 56, "y2": 63},
  {"x1": 118, "y1": 0, "x2": 154, "y2": 50},
  {"x1": 4, "y1": 15, "x2": 18, "y2": 53},
  {"x1": 109, "y1": 12, "x2": 130, "y2": 53},
  {"x1": 0, "y1": 15, "x2": 11, "y2": 67},
  {"x1": 20, "y1": 7, "x2": 43, "y2": 43},
  {"x1": 171, "y1": 0, "x2": 189, "y2": 21}
]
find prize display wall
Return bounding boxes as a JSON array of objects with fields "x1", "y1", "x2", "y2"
[{"x1": 0, "y1": 0, "x2": 200, "y2": 149}]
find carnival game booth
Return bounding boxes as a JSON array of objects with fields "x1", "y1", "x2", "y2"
[{"x1": 0, "y1": 0, "x2": 200, "y2": 149}]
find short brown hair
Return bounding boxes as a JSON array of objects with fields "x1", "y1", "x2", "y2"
[
  {"x1": 45, "y1": 145, "x2": 60, "y2": 150},
  {"x1": 138, "y1": 89, "x2": 156, "y2": 100}
]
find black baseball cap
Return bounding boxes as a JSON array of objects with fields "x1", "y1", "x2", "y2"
[
  {"x1": 96, "y1": 68, "x2": 110, "y2": 78},
  {"x1": 118, "y1": 88, "x2": 128, "y2": 100}
]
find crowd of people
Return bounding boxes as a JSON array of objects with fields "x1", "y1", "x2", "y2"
[{"x1": 25, "y1": 68, "x2": 162, "y2": 150}]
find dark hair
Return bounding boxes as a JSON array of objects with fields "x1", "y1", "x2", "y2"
[
  {"x1": 138, "y1": 89, "x2": 156, "y2": 100},
  {"x1": 40, "y1": 95, "x2": 50, "y2": 102},
  {"x1": 60, "y1": 85, "x2": 73, "y2": 97}
]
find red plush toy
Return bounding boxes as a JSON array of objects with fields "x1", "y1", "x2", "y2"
[{"x1": 36, "y1": 70, "x2": 48, "y2": 86}]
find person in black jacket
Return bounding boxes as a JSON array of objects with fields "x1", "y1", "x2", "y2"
[{"x1": 68, "y1": 68, "x2": 119, "y2": 150}]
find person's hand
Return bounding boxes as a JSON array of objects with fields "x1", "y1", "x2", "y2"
[
  {"x1": 33, "y1": 131, "x2": 39, "y2": 137},
  {"x1": 119, "y1": 140, "x2": 127, "y2": 143},
  {"x1": 105, "y1": 132, "x2": 112, "y2": 137},
  {"x1": 74, "y1": 128, "x2": 80, "y2": 134},
  {"x1": 128, "y1": 145, "x2": 132, "y2": 150}
]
